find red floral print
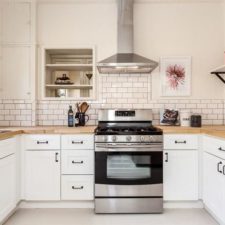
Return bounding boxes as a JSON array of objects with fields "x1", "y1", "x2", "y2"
[{"x1": 166, "y1": 64, "x2": 185, "y2": 89}]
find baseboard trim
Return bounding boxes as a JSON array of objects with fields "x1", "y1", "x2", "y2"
[
  {"x1": 19, "y1": 200, "x2": 203, "y2": 209},
  {"x1": 204, "y1": 204, "x2": 225, "y2": 225},
  {"x1": 164, "y1": 200, "x2": 204, "y2": 209},
  {"x1": 19, "y1": 201, "x2": 95, "y2": 209}
]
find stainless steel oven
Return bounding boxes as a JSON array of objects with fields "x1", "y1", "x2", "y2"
[{"x1": 94, "y1": 109, "x2": 163, "y2": 214}]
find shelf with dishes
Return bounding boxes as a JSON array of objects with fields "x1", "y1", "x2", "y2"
[
  {"x1": 45, "y1": 84, "x2": 93, "y2": 90},
  {"x1": 46, "y1": 64, "x2": 93, "y2": 71},
  {"x1": 41, "y1": 47, "x2": 95, "y2": 99}
]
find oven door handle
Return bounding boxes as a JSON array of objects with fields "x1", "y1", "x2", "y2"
[{"x1": 95, "y1": 144, "x2": 162, "y2": 152}]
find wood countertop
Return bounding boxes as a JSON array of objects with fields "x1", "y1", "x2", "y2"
[
  {"x1": 0, "y1": 126, "x2": 97, "y2": 140},
  {"x1": 1, "y1": 125, "x2": 225, "y2": 140},
  {"x1": 158, "y1": 125, "x2": 225, "y2": 139}
]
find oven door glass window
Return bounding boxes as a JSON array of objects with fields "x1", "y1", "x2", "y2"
[
  {"x1": 107, "y1": 154, "x2": 151, "y2": 180},
  {"x1": 95, "y1": 151, "x2": 162, "y2": 185}
]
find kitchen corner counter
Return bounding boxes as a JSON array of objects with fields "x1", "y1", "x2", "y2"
[
  {"x1": 0, "y1": 126, "x2": 97, "y2": 140},
  {"x1": 158, "y1": 125, "x2": 225, "y2": 140}
]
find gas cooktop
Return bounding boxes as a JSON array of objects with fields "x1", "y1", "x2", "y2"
[{"x1": 95, "y1": 125, "x2": 162, "y2": 135}]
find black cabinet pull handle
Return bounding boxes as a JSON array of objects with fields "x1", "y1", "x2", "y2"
[
  {"x1": 175, "y1": 140, "x2": 186, "y2": 144},
  {"x1": 72, "y1": 186, "x2": 83, "y2": 190},
  {"x1": 72, "y1": 141, "x2": 84, "y2": 144},
  {"x1": 217, "y1": 162, "x2": 222, "y2": 173},
  {"x1": 37, "y1": 141, "x2": 48, "y2": 144},
  {"x1": 165, "y1": 152, "x2": 168, "y2": 162},
  {"x1": 218, "y1": 147, "x2": 225, "y2": 152},
  {"x1": 72, "y1": 160, "x2": 83, "y2": 164},
  {"x1": 55, "y1": 152, "x2": 59, "y2": 162},
  {"x1": 223, "y1": 165, "x2": 225, "y2": 175}
]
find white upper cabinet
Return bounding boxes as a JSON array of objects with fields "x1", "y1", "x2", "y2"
[
  {"x1": 1, "y1": 46, "x2": 31, "y2": 99},
  {"x1": 0, "y1": 1, "x2": 35, "y2": 100},
  {"x1": 1, "y1": 2, "x2": 31, "y2": 44}
]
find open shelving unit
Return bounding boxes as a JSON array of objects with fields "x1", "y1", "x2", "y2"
[
  {"x1": 40, "y1": 47, "x2": 96, "y2": 100},
  {"x1": 211, "y1": 65, "x2": 225, "y2": 83}
]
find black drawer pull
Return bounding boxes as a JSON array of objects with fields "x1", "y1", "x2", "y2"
[
  {"x1": 72, "y1": 186, "x2": 83, "y2": 190},
  {"x1": 72, "y1": 160, "x2": 84, "y2": 164},
  {"x1": 55, "y1": 152, "x2": 59, "y2": 162},
  {"x1": 165, "y1": 152, "x2": 168, "y2": 162},
  {"x1": 223, "y1": 165, "x2": 225, "y2": 175},
  {"x1": 217, "y1": 162, "x2": 222, "y2": 173},
  {"x1": 218, "y1": 147, "x2": 225, "y2": 152},
  {"x1": 72, "y1": 141, "x2": 84, "y2": 144},
  {"x1": 37, "y1": 141, "x2": 48, "y2": 144},
  {"x1": 175, "y1": 140, "x2": 186, "y2": 144}
]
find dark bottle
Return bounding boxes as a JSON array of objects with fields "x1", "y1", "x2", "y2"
[
  {"x1": 74, "y1": 112, "x2": 79, "y2": 127},
  {"x1": 68, "y1": 105, "x2": 74, "y2": 127}
]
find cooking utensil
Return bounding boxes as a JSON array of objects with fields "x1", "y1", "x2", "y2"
[
  {"x1": 76, "y1": 103, "x2": 80, "y2": 112},
  {"x1": 80, "y1": 102, "x2": 89, "y2": 113}
]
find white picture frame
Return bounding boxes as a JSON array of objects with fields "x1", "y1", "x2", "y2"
[{"x1": 160, "y1": 56, "x2": 192, "y2": 97}]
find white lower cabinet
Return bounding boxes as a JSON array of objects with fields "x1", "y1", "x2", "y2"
[
  {"x1": 203, "y1": 152, "x2": 225, "y2": 224},
  {"x1": 0, "y1": 154, "x2": 16, "y2": 222},
  {"x1": 163, "y1": 150, "x2": 198, "y2": 201},
  {"x1": 61, "y1": 175, "x2": 94, "y2": 200},
  {"x1": 61, "y1": 135, "x2": 94, "y2": 201},
  {"x1": 61, "y1": 150, "x2": 94, "y2": 175},
  {"x1": 25, "y1": 150, "x2": 60, "y2": 201}
]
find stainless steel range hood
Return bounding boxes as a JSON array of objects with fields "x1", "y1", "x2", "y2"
[{"x1": 97, "y1": 0, "x2": 158, "y2": 74}]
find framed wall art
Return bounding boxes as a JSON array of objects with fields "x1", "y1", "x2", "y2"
[{"x1": 160, "y1": 56, "x2": 192, "y2": 97}]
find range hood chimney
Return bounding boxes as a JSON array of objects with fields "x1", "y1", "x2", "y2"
[{"x1": 97, "y1": 0, "x2": 158, "y2": 74}]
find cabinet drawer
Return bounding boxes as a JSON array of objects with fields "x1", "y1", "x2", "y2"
[
  {"x1": 61, "y1": 175, "x2": 94, "y2": 200},
  {"x1": 164, "y1": 135, "x2": 198, "y2": 150},
  {"x1": 203, "y1": 136, "x2": 225, "y2": 160},
  {"x1": 61, "y1": 135, "x2": 94, "y2": 150},
  {"x1": 25, "y1": 135, "x2": 60, "y2": 150},
  {"x1": 0, "y1": 138, "x2": 16, "y2": 159},
  {"x1": 61, "y1": 150, "x2": 94, "y2": 175}
]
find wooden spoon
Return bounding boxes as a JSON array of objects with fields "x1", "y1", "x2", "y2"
[{"x1": 80, "y1": 102, "x2": 89, "y2": 113}]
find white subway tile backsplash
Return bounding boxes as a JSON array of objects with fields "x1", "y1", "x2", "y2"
[{"x1": 0, "y1": 74, "x2": 224, "y2": 126}]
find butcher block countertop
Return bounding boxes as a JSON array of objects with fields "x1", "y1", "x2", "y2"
[
  {"x1": 158, "y1": 125, "x2": 225, "y2": 139},
  {"x1": 1, "y1": 125, "x2": 225, "y2": 140},
  {"x1": 0, "y1": 126, "x2": 97, "y2": 140}
]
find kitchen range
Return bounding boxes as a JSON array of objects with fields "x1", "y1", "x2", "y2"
[{"x1": 94, "y1": 109, "x2": 163, "y2": 213}]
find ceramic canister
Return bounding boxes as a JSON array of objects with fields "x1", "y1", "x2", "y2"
[{"x1": 180, "y1": 111, "x2": 190, "y2": 127}]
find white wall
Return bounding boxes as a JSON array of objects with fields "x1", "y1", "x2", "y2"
[
  {"x1": 134, "y1": 1, "x2": 225, "y2": 99},
  {"x1": 37, "y1": 1, "x2": 117, "y2": 60},
  {"x1": 37, "y1": 0, "x2": 225, "y2": 100}
]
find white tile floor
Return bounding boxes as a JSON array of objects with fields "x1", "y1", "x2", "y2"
[{"x1": 4, "y1": 208, "x2": 218, "y2": 225}]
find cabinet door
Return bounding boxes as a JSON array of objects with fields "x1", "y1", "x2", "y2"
[
  {"x1": 25, "y1": 151, "x2": 60, "y2": 200},
  {"x1": 203, "y1": 152, "x2": 224, "y2": 221},
  {"x1": 163, "y1": 150, "x2": 198, "y2": 201},
  {"x1": 0, "y1": 154, "x2": 16, "y2": 223},
  {"x1": 2, "y1": 2, "x2": 31, "y2": 44},
  {"x1": 2, "y1": 46, "x2": 31, "y2": 99}
]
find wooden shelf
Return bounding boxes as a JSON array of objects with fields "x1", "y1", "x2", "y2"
[
  {"x1": 46, "y1": 64, "x2": 93, "y2": 71},
  {"x1": 45, "y1": 84, "x2": 93, "y2": 90}
]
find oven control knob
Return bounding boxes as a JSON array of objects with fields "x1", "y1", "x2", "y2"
[
  {"x1": 140, "y1": 136, "x2": 145, "y2": 142},
  {"x1": 126, "y1": 136, "x2": 132, "y2": 141},
  {"x1": 149, "y1": 136, "x2": 154, "y2": 142},
  {"x1": 112, "y1": 135, "x2": 117, "y2": 142}
]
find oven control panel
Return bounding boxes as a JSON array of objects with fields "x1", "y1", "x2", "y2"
[
  {"x1": 95, "y1": 135, "x2": 163, "y2": 143},
  {"x1": 115, "y1": 110, "x2": 135, "y2": 117}
]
